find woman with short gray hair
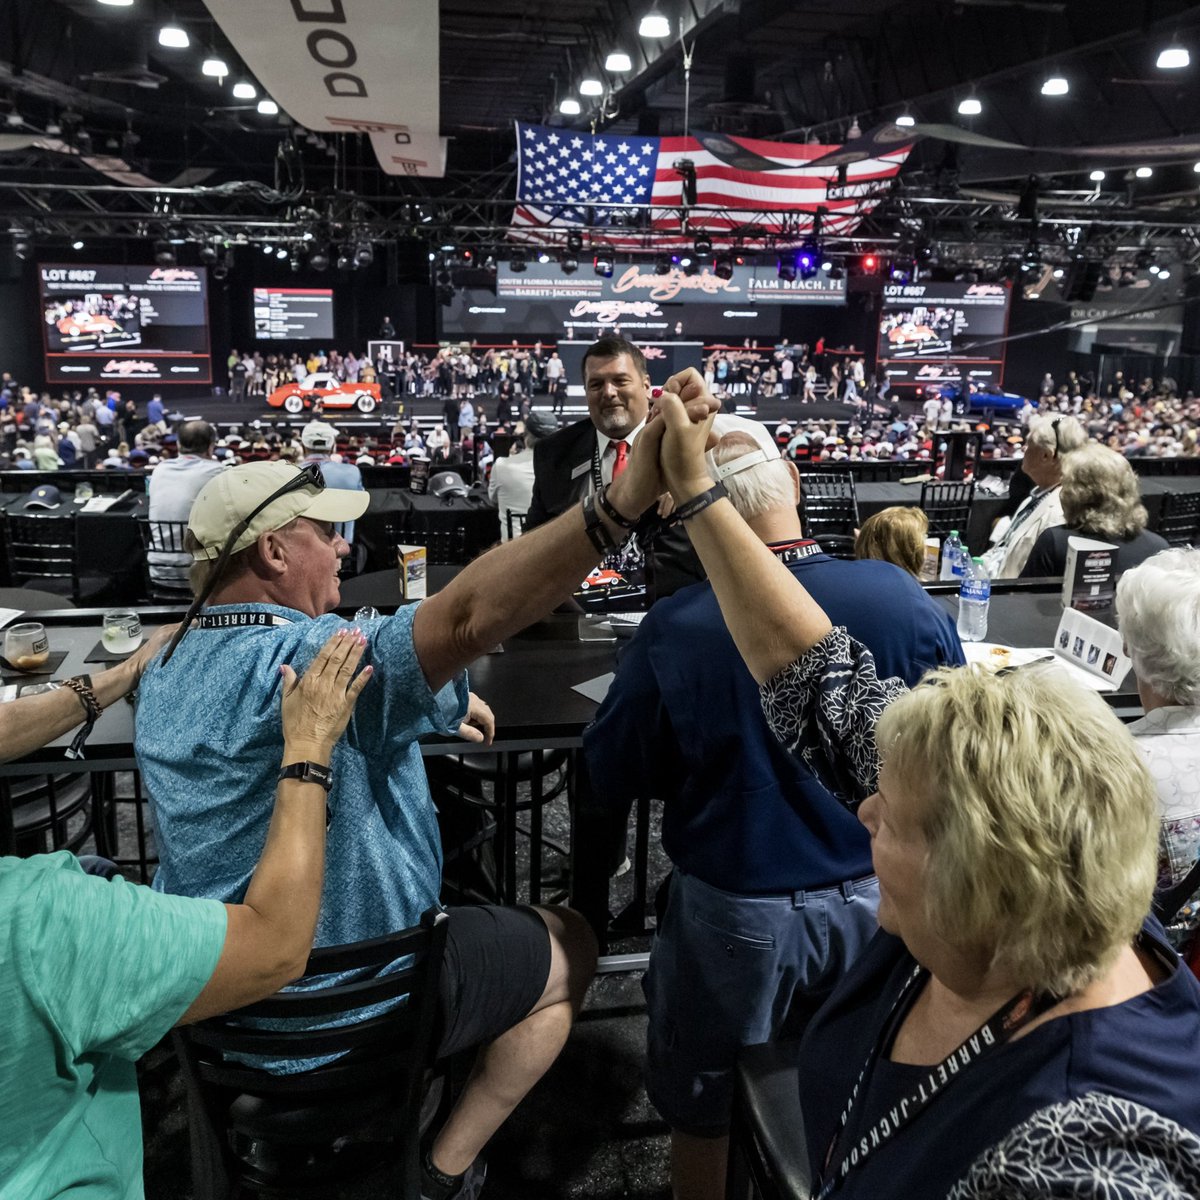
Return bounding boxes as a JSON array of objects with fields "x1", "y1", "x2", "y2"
[{"x1": 1020, "y1": 444, "x2": 1168, "y2": 579}]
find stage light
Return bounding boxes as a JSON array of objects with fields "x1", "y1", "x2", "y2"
[
  {"x1": 96, "y1": 0, "x2": 135, "y2": 6},
  {"x1": 639, "y1": 9, "x2": 670, "y2": 38},
  {"x1": 257, "y1": 99, "x2": 279, "y2": 115},
  {"x1": 679, "y1": 254, "x2": 693, "y2": 268},
  {"x1": 509, "y1": 253, "x2": 527, "y2": 272},
  {"x1": 154, "y1": 240, "x2": 175, "y2": 267},
  {"x1": 12, "y1": 233, "x2": 31, "y2": 260},
  {"x1": 1135, "y1": 166, "x2": 1153, "y2": 178},
  {"x1": 862, "y1": 253, "x2": 879, "y2": 272},
  {"x1": 1156, "y1": 45, "x2": 1189, "y2": 69},
  {"x1": 72, "y1": 240, "x2": 84, "y2": 250},
  {"x1": 262, "y1": 244, "x2": 273, "y2": 255},
  {"x1": 821, "y1": 260, "x2": 833, "y2": 272},
  {"x1": 694, "y1": 233, "x2": 712, "y2": 260},
  {"x1": 713, "y1": 254, "x2": 733, "y2": 281},
  {"x1": 1149, "y1": 263, "x2": 1161, "y2": 274},
  {"x1": 199, "y1": 244, "x2": 219, "y2": 264},
  {"x1": 580, "y1": 79, "x2": 603, "y2": 97},
  {"x1": 336, "y1": 251, "x2": 351, "y2": 271},
  {"x1": 306, "y1": 248, "x2": 328, "y2": 272},
  {"x1": 567, "y1": 231, "x2": 583, "y2": 254},
  {"x1": 1194, "y1": 162, "x2": 1200, "y2": 173},
  {"x1": 957, "y1": 96, "x2": 982, "y2": 116},
  {"x1": 777, "y1": 252, "x2": 797, "y2": 283},
  {"x1": 594, "y1": 252, "x2": 614, "y2": 277},
  {"x1": 605, "y1": 51, "x2": 632, "y2": 72},
  {"x1": 157, "y1": 24, "x2": 189, "y2": 48},
  {"x1": 895, "y1": 113, "x2": 916, "y2": 127},
  {"x1": 1041, "y1": 76, "x2": 1068, "y2": 96},
  {"x1": 232, "y1": 82, "x2": 256, "y2": 100},
  {"x1": 559, "y1": 98, "x2": 581, "y2": 115},
  {"x1": 202, "y1": 58, "x2": 228, "y2": 78},
  {"x1": 354, "y1": 241, "x2": 374, "y2": 267},
  {"x1": 276, "y1": 248, "x2": 288, "y2": 259},
  {"x1": 1089, "y1": 169, "x2": 1106, "y2": 182},
  {"x1": 1159, "y1": 269, "x2": 1171, "y2": 279},
  {"x1": 537, "y1": 250, "x2": 551, "y2": 263},
  {"x1": 654, "y1": 253, "x2": 671, "y2": 275},
  {"x1": 167, "y1": 224, "x2": 187, "y2": 244},
  {"x1": 1052, "y1": 267, "x2": 1064, "y2": 279},
  {"x1": 45, "y1": 121, "x2": 61, "y2": 135},
  {"x1": 561, "y1": 256, "x2": 579, "y2": 274}
]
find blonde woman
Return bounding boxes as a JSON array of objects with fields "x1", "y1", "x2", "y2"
[{"x1": 855, "y1": 506, "x2": 929, "y2": 578}]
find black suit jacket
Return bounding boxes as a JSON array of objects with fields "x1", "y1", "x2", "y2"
[{"x1": 526, "y1": 417, "x2": 705, "y2": 599}]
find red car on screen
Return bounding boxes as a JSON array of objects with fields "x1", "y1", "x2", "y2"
[
  {"x1": 57, "y1": 313, "x2": 120, "y2": 338},
  {"x1": 887, "y1": 321, "x2": 936, "y2": 347},
  {"x1": 266, "y1": 372, "x2": 381, "y2": 414}
]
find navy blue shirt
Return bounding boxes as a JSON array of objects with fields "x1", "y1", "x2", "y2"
[
  {"x1": 799, "y1": 922, "x2": 1200, "y2": 1198},
  {"x1": 584, "y1": 551, "x2": 963, "y2": 893}
]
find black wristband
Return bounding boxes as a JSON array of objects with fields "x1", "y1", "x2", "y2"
[
  {"x1": 278, "y1": 761, "x2": 334, "y2": 792},
  {"x1": 594, "y1": 484, "x2": 639, "y2": 530},
  {"x1": 674, "y1": 481, "x2": 729, "y2": 522},
  {"x1": 581, "y1": 491, "x2": 620, "y2": 554}
]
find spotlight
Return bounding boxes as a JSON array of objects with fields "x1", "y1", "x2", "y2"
[
  {"x1": 199, "y1": 244, "x2": 219, "y2": 264},
  {"x1": 257, "y1": 99, "x2": 279, "y2": 115},
  {"x1": 167, "y1": 223, "x2": 187, "y2": 245},
  {"x1": 594, "y1": 252, "x2": 614, "y2": 277},
  {"x1": 262, "y1": 243, "x2": 273, "y2": 255},
  {"x1": 309, "y1": 249, "x2": 329, "y2": 271},
  {"x1": 567, "y1": 231, "x2": 583, "y2": 254},
  {"x1": 154, "y1": 240, "x2": 176, "y2": 267},
  {"x1": 861, "y1": 253, "x2": 879, "y2": 273},
  {"x1": 1135, "y1": 166, "x2": 1153, "y2": 179},
  {"x1": 693, "y1": 233, "x2": 713, "y2": 261},
  {"x1": 1041, "y1": 76, "x2": 1068, "y2": 96},
  {"x1": 71, "y1": 239, "x2": 84, "y2": 250},
  {"x1": 679, "y1": 254, "x2": 693, "y2": 268},
  {"x1": 713, "y1": 254, "x2": 733, "y2": 281},
  {"x1": 537, "y1": 250, "x2": 551, "y2": 264},
  {"x1": 1156, "y1": 45, "x2": 1189, "y2": 70},
  {"x1": 957, "y1": 96, "x2": 982, "y2": 116},
  {"x1": 12, "y1": 235, "x2": 31, "y2": 260},
  {"x1": 509, "y1": 252, "x2": 527, "y2": 272},
  {"x1": 276, "y1": 248, "x2": 288, "y2": 259},
  {"x1": 336, "y1": 249, "x2": 352, "y2": 270},
  {"x1": 289, "y1": 255, "x2": 302, "y2": 272},
  {"x1": 1089, "y1": 169, "x2": 1106, "y2": 183},
  {"x1": 820, "y1": 260, "x2": 833, "y2": 272},
  {"x1": 895, "y1": 113, "x2": 916, "y2": 128},
  {"x1": 354, "y1": 241, "x2": 373, "y2": 267},
  {"x1": 797, "y1": 240, "x2": 820, "y2": 279},
  {"x1": 777, "y1": 252, "x2": 797, "y2": 283},
  {"x1": 654, "y1": 253, "x2": 672, "y2": 275},
  {"x1": 561, "y1": 256, "x2": 579, "y2": 275}
]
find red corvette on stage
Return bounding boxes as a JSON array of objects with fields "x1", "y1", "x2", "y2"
[{"x1": 266, "y1": 372, "x2": 381, "y2": 415}]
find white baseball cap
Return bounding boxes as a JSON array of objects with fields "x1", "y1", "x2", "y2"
[
  {"x1": 300, "y1": 420, "x2": 339, "y2": 452},
  {"x1": 188, "y1": 461, "x2": 368, "y2": 561}
]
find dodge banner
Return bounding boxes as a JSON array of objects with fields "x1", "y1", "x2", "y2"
[{"x1": 40, "y1": 264, "x2": 213, "y2": 386}]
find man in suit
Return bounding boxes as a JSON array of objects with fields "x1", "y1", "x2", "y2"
[{"x1": 526, "y1": 336, "x2": 714, "y2": 599}]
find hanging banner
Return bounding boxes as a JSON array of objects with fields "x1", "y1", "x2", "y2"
[
  {"x1": 200, "y1": 0, "x2": 446, "y2": 178},
  {"x1": 0, "y1": 134, "x2": 212, "y2": 188}
]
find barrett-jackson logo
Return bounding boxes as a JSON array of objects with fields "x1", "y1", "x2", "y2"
[
  {"x1": 965, "y1": 284, "x2": 1006, "y2": 297},
  {"x1": 568, "y1": 300, "x2": 663, "y2": 323},
  {"x1": 103, "y1": 360, "x2": 157, "y2": 375},
  {"x1": 148, "y1": 268, "x2": 199, "y2": 282},
  {"x1": 612, "y1": 266, "x2": 738, "y2": 302}
]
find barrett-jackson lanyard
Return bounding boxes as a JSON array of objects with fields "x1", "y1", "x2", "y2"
[
  {"x1": 813, "y1": 964, "x2": 1058, "y2": 1199},
  {"x1": 769, "y1": 539, "x2": 825, "y2": 565},
  {"x1": 195, "y1": 611, "x2": 295, "y2": 629}
]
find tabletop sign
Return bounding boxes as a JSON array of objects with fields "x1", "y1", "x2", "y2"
[
  {"x1": 397, "y1": 544, "x2": 427, "y2": 601},
  {"x1": 409, "y1": 459, "x2": 430, "y2": 495},
  {"x1": 1062, "y1": 536, "x2": 1118, "y2": 614}
]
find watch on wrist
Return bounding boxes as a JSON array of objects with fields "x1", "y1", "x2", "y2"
[{"x1": 278, "y1": 760, "x2": 334, "y2": 792}]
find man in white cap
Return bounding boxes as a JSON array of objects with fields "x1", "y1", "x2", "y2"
[
  {"x1": 135, "y1": 384, "x2": 717, "y2": 1200},
  {"x1": 299, "y1": 419, "x2": 366, "y2": 549}
]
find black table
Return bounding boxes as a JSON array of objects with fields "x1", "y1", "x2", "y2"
[{"x1": 357, "y1": 489, "x2": 501, "y2": 569}]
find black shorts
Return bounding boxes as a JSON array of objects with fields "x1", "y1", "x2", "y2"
[{"x1": 435, "y1": 904, "x2": 552, "y2": 1058}]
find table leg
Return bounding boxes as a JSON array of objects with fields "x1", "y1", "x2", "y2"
[{"x1": 568, "y1": 751, "x2": 611, "y2": 952}]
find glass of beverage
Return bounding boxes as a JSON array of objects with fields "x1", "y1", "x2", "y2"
[
  {"x1": 5, "y1": 622, "x2": 50, "y2": 671},
  {"x1": 75, "y1": 482, "x2": 94, "y2": 503},
  {"x1": 102, "y1": 610, "x2": 143, "y2": 655}
]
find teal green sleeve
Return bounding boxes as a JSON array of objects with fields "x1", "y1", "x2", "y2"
[{"x1": 18, "y1": 864, "x2": 228, "y2": 1061}]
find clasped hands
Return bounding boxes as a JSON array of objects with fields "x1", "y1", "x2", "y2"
[{"x1": 605, "y1": 368, "x2": 721, "y2": 520}]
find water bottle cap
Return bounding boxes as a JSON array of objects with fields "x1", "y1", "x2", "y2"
[{"x1": 972, "y1": 556, "x2": 984, "y2": 564}]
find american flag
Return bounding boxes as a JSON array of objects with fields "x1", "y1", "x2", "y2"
[{"x1": 510, "y1": 122, "x2": 911, "y2": 250}]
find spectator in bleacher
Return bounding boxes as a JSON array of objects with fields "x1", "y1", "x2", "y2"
[
  {"x1": 147, "y1": 420, "x2": 225, "y2": 592},
  {"x1": 300, "y1": 420, "x2": 366, "y2": 549},
  {"x1": 1020, "y1": 444, "x2": 1169, "y2": 580}
]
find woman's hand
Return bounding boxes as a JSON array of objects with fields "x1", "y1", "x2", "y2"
[
  {"x1": 280, "y1": 629, "x2": 373, "y2": 762},
  {"x1": 458, "y1": 691, "x2": 496, "y2": 746}
]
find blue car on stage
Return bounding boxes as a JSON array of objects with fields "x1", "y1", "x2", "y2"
[{"x1": 931, "y1": 382, "x2": 1034, "y2": 416}]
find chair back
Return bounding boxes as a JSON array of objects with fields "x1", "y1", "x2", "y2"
[
  {"x1": 797, "y1": 472, "x2": 860, "y2": 540},
  {"x1": 137, "y1": 519, "x2": 193, "y2": 601},
  {"x1": 505, "y1": 510, "x2": 528, "y2": 540},
  {"x1": 172, "y1": 908, "x2": 448, "y2": 1199},
  {"x1": 382, "y1": 516, "x2": 468, "y2": 566},
  {"x1": 4, "y1": 513, "x2": 79, "y2": 598},
  {"x1": 920, "y1": 480, "x2": 976, "y2": 542},
  {"x1": 1160, "y1": 491, "x2": 1200, "y2": 547}
]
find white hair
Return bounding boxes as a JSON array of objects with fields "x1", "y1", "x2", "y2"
[
  {"x1": 1116, "y1": 547, "x2": 1200, "y2": 705},
  {"x1": 710, "y1": 433, "x2": 794, "y2": 521},
  {"x1": 1026, "y1": 413, "x2": 1086, "y2": 456}
]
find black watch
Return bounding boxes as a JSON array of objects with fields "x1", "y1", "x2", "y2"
[{"x1": 278, "y1": 761, "x2": 334, "y2": 792}]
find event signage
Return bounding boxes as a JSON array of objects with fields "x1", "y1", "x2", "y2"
[
  {"x1": 39, "y1": 263, "x2": 212, "y2": 385},
  {"x1": 495, "y1": 262, "x2": 846, "y2": 306},
  {"x1": 876, "y1": 281, "x2": 1012, "y2": 392},
  {"x1": 253, "y1": 287, "x2": 335, "y2": 341},
  {"x1": 200, "y1": 0, "x2": 447, "y2": 177}
]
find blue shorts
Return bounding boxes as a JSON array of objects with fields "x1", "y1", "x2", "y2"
[{"x1": 643, "y1": 869, "x2": 880, "y2": 1137}]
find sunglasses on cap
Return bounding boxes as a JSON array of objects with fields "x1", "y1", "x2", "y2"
[{"x1": 162, "y1": 463, "x2": 326, "y2": 665}]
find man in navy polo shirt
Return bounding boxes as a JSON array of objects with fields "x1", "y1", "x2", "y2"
[{"x1": 584, "y1": 432, "x2": 963, "y2": 1200}]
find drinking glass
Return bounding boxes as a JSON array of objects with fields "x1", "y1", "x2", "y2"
[
  {"x1": 102, "y1": 609, "x2": 143, "y2": 655},
  {"x1": 5, "y1": 622, "x2": 50, "y2": 671}
]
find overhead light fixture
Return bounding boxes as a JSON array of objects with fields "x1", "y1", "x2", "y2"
[
  {"x1": 1089, "y1": 169, "x2": 1106, "y2": 182},
  {"x1": 580, "y1": 79, "x2": 604, "y2": 97},
  {"x1": 561, "y1": 255, "x2": 579, "y2": 275},
  {"x1": 1041, "y1": 76, "x2": 1069, "y2": 96},
  {"x1": 232, "y1": 81, "x2": 257, "y2": 100},
  {"x1": 654, "y1": 253, "x2": 671, "y2": 275},
  {"x1": 199, "y1": 244, "x2": 219, "y2": 264},
  {"x1": 1193, "y1": 161, "x2": 1200, "y2": 173},
  {"x1": 678, "y1": 253, "x2": 693, "y2": 268},
  {"x1": 639, "y1": 9, "x2": 671, "y2": 38},
  {"x1": 97, "y1": 0, "x2": 135, "y2": 5},
  {"x1": 821, "y1": 260, "x2": 833, "y2": 272},
  {"x1": 605, "y1": 51, "x2": 632, "y2": 72},
  {"x1": 276, "y1": 247, "x2": 288, "y2": 259},
  {"x1": 1135, "y1": 166, "x2": 1153, "y2": 178},
  {"x1": 895, "y1": 112, "x2": 916, "y2": 128},
  {"x1": 44, "y1": 121, "x2": 61, "y2": 135},
  {"x1": 158, "y1": 24, "x2": 189, "y2": 49},
  {"x1": 1149, "y1": 263, "x2": 1161, "y2": 275},
  {"x1": 257, "y1": 99, "x2": 279, "y2": 115},
  {"x1": 309, "y1": 249, "x2": 330, "y2": 271},
  {"x1": 713, "y1": 254, "x2": 733, "y2": 281},
  {"x1": 72, "y1": 240, "x2": 85, "y2": 250},
  {"x1": 509, "y1": 252, "x2": 527, "y2": 273},
  {"x1": 694, "y1": 233, "x2": 712, "y2": 260},
  {"x1": 957, "y1": 96, "x2": 982, "y2": 116},
  {"x1": 354, "y1": 241, "x2": 373, "y2": 267},
  {"x1": 153, "y1": 240, "x2": 175, "y2": 267},
  {"x1": 1159, "y1": 269, "x2": 1171, "y2": 279},
  {"x1": 262, "y1": 244, "x2": 273, "y2": 255},
  {"x1": 559, "y1": 97, "x2": 581, "y2": 115},
  {"x1": 567, "y1": 232, "x2": 583, "y2": 254},
  {"x1": 777, "y1": 252, "x2": 797, "y2": 283},
  {"x1": 537, "y1": 250, "x2": 551, "y2": 263},
  {"x1": 202, "y1": 58, "x2": 229, "y2": 78},
  {"x1": 594, "y1": 252, "x2": 614, "y2": 277},
  {"x1": 1156, "y1": 45, "x2": 1190, "y2": 70},
  {"x1": 1052, "y1": 267, "x2": 1064, "y2": 279}
]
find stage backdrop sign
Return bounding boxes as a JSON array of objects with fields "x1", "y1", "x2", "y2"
[
  {"x1": 877, "y1": 281, "x2": 1012, "y2": 392},
  {"x1": 39, "y1": 263, "x2": 212, "y2": 386},
  {"x1": 253, "y1": 287, "x2": 334, "y2": 341},
  {"x1": 496, "y1": 262, "x2": 845, "y2": 306},
  {"x1": 201, "y1": 0, "x2": 446, "y2": 177}
]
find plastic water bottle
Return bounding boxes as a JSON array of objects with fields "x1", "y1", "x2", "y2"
[
  {"x1": 940, "y1": 530, "x2": 965, "y2": 581},
  {"x1": 957, "y1": 556, "x2": 991, "y2": 642}
]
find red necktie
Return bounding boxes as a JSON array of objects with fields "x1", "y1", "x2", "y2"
[{"x1": 611, "y1": 440, "x2": 628, "y2": 479}]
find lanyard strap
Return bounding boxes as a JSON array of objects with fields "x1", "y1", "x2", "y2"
[
  {"x1": 814, "y1": 966, "x2": 1057, "y2": 1199},
  {"x1": 769, "y1": 539, "x2": 825, "y2": 565},
  {"x1": 196, "y1": 611, "x2": 295, "y2": 630},
  {"x1": 1000, "y1": 486, "x2": 1056, "y2": 545}
]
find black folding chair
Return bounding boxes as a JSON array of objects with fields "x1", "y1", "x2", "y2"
[
  {"x1": 1159, "y1": 491, "x2": 1200, "y2": 547},
  {"x1": 4, "y1": 512, "x2": 99, "y2": 602},
  {"x1": 505, "y1": 510, "x2": 528, "y2": 540},
  {"x1": 172, "y1": 908, "x2": 449, "y2": 1200},
  {"x1": 381, "y1": 516, "x2": 468, "y2": 566},
  {"x1": 797, "y1": 472, "x2": 860, "y2": 557},
  {"x1": 920, "y1": 480, "x2": 976, "y2": 543}
]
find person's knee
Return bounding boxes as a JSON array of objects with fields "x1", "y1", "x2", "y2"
[{"x1": 533, "y1": 904, "x2": 598, "y2": 1009}]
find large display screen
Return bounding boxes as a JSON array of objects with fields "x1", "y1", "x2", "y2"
[
  {"x1": 876, "y1": 281, "x2": 1012, "y2": 391},
  {"x1": 253, "y1": 287, "x2": 335, "y2": 341},
  {"x1": 39, "y1": 264, "x2": 212, "y2": 385},
  {"x1": 878, "y1": 282, "x2": 1008, "y2": 391}
]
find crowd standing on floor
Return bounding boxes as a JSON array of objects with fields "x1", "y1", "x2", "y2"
[{"x1": 1, "y1": 336, "x2": 1200, "y2": 1200}]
